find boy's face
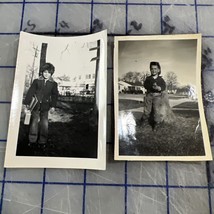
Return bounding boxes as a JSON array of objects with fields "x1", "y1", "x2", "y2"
[
  {"x1": 42, "y1": 70, "x2": 51, "y2": 79},
  {"x1": 150, "y1": 65, "x2": 160, "y2": 76}
]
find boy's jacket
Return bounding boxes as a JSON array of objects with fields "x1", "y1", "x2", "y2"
[{"x1": 24, "y1": 76, "x2": 58, "y2": 111}]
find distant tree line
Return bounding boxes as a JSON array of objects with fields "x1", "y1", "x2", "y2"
[{"x1": 120, "y1": 71, "x2": 194, "y2": 95}]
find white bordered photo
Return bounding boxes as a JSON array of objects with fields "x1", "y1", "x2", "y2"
[
  {"x1": 114, "y1": 34, "x2": 212, "y2": 161},
  {"x1": 4, "y1": 30, "x2": 107, "y2": 170}
]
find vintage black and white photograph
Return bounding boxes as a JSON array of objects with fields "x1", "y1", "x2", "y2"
[
  {"x1": 114, "y1": 34, "x2": 212, "y2": 161},
  {"x1": 5, "y1": 31, "x2": 107, "y2": 169}
]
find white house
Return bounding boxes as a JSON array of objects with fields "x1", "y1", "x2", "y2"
[
  {"x1": 56, "y1": 72, "x2": 96, "y2": 96},
  {"x1": 118, "y1": 81, "x2": 145, "y2": 94}
]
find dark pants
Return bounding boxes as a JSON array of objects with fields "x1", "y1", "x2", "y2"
[{"x1": 29, "y1": 110, "x2": 49, "y2": 144}]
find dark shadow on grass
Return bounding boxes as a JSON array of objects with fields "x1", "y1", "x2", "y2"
[{"x1": 16, "y1": 101, "x2": 98, "y2": 158}]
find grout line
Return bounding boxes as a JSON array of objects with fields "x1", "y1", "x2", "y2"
[
  {"x1": 0, "y1": 1, "x2": 212, "y2": 6},
  {"x1": 40, "y1": 169, "x2": 47, "y2": 214},
  {"x1": 82, "y1": 170, "x2": 87, "y2": 214},
  {"x1": 0, "y1": 169, "x2": 7, "y2": 214},
  {"x1": 166, "y1": 162, "x2": 170, "y2": 214},
  {"x1": 124, "y1": 161, "x2": 128, "y2": 214},
  {"x1": 0, "y1": 101, "x2": 11, "y2": 104},
  {"x1": 195, "y1": 0, "x2": 199, "y2": 33},
  {"x1": 125, "y1": 0, "x2": 128, "y2": 34},
  {"x1": 55, "y1": 0, "x2": 60, "y2": 35},
  {"x1": 0, "y1": 179, "x2": 210, "y2": 189},
  {"x1": 206, "y1": 162, "x2": 213, "y2": 214},
  {"x1": 90, "y1": 0, "x2": 94, "y2": 33},
  {"x1": 1, "y1": 1, "x2": 213, "y2": 6},
  {"x1": 19, "y1": 0, "x2": 26, "y2": 31},
  {"x1": 0, "y1": 66, "x2": 16, "y2": 68},
  {"x1": 160, "y1": 0, "x2": 163, "y2": 34},
  {"x1": 1, "y1": 31, "x2": 214, "y2": 37}
]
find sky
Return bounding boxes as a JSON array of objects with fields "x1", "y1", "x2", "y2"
[
  {"x1": 26, "y1": 39, "x2": 97, "y2": 80},
  {"x1": 118, "y1": 39, "x2": 198, "y2": 87}
]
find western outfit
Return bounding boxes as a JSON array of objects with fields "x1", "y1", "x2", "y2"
[{"x1": 143, "y1": 75, "x2": 166, "y2": 123}]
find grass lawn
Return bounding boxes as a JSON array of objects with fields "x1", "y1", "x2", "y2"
[
  {"x1": 16, "y1": 101, "x2": 98, "y2": 158},
  {"x1": 119, "y1": 110, "x2": 205, "y2": 156},
  {"x1": 119, "y1": 99, "x2": 143, "y2": 111},
  {"x1": 118, "y1": 96, "x2": 205, "y2": 156}
]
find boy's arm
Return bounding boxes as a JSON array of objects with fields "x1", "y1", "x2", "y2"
[
  {"x1": 50, "y1": 82, "x2": 58, "y2": 108},
  {"x1": 144, "y1": 77, "x2": 151, "y2": 90},
  {"x1": 155, "y1": 77, "x2": 166, "y2": 91},
  {"x1": 23, "y1": 80, "x2": 37, "y2": 106}
]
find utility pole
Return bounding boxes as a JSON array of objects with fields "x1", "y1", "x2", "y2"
[
  {"x1": 89, "y1": 40, "x2": 100, "y2": 126},
  {"x1": 39, "y1": 43, "x2": 48, "y2": 76},
  {"x1": 30, "y1": 45, "x2": 39, "y2": 85}
]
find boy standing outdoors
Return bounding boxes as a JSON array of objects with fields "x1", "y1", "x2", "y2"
[
  {"x1": 142, "y1": 61, "x2": 168, "y2": 128},
  {"x1": 24, "y1": 63, "x2": 58, "y2": 148}
]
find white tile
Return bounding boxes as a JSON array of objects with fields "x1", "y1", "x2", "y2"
[
  {"x1": 128, "y1": 0, "x2": 160, "y2": 3},
  {"x1": 208, "y1": 147, "x2": 214, "y2": 185},
  {"x1": 168, "y1": 162, "x2": 208, "y2": 186},
  {"x1": 128, "y1": 5, "x2": 161, "y2": 34},
  {"x1": 59, "y1": 0, "x2": 91, "y2": 2},
  {"x1": 94, "y1": 0, "x2": 126, "y2": 3},
  {"x1": 0, "y1": 4, "x2": 22, "y2": 32},
  {"x1": 3, "y1": 0, "x2": 23, "y2": 1},
  {"x1": 0, "y1": 145, "x2": 6, "y2": 181},
  {"x1": 0, "y1": 36, "x2": 19, "y2": 66},
  {"x1": 85, "y1": 186, "x2": 124, "y2": 214},
  {"x1": 0, "y1": 69, "x2": 15, "y2": 101},
  {"x1": 93, "y1": 5, "x2": 126, "y2": 34},
  {"x1": 197, "y1": 0, "x2": 214, "y2": 4},
  {"x1": 25, "y1": 0, "x2": 56, "y2": 1},
  {"x1": 211, "y1": 189, "x2": 214, "y2": 212},
  {"x1": 0, "y1": 104, "x2": 11, "y2": 140},
  {"x1": 127, "y1": 162, "x2": 166, "y2": 185},
  {"x1": 127, "y1": 187, "x2": 167, "y2": 213},
  {"x1": 22, "y1": 4, "x2": 57, "y2": 32},
  {"x1": 169, "y1": 188, "x2": 209, "y2": 214},
  {"x1": 162, "y1": 5, "x2": 196, "y2": 34},
  {"x1": 43, "y1": 185, "x2": 83, "y2": 214},
  {"x1": 2, "y1": 183, "x2": 42, "y2": 214},
  {"x1": 6, "y1": 169, "x2": 44, "y2": 182},
  {"x1": 163, "y1": 0, "x2": 194, "y2": 4},
  {"x1": 58, "y1": 4, "x2": 91, "y2": 33},
  {"x1": 198, "y1": 6, "x2": 214, "y2": 36},
  {"x1": 87, "y1": 146, "x2": 125, "y2": 184},
  {"x1": 201, "y1": 38, "x2": 214, "y2": 71},
  {"x1": 46, "y1": 169, "x2": 84, "y2": 183}
]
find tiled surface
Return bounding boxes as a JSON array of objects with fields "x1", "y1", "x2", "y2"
[
  {"x1": 169, "y1": 188, "x2": 210, "y2": 214},
  {"x1": 43, "y1": 185, "x2": 83, "y2": 214},
  {"x1": 85, "y1": 186, "x2": 125, "y2": 214},
  {"x1": 0, "y1": 1, "x2": 213, "y2": 214},
  {"x1": 2, "y1": 183, "x2": 42, "y2": 214},
  {"x1": 127, "y1": 187, "x2": 167, "y2": 214}
]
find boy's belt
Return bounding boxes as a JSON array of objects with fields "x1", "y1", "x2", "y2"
[{"x1": 149, "y1": 92, "x2": 162, "y2": 96}]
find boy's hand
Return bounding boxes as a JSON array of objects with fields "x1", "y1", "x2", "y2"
[
  {"x1": 152, "y1": 83, "x2": 161, "y2": 91},
  {"x1": 50, "y1": 107, "x2": 55, "y2": 113},
  {"x1": 24, "y1": 105, "x2": 30, "y2": 112}
]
